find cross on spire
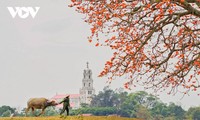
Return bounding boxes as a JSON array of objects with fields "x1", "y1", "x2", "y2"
[{"x1": 86, "y1": 62, "x2": 89, "y2": 69}]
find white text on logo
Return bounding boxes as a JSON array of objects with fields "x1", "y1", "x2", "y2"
[{"x1": 7, "y1": 7, "x2": 40, "y2": 19}]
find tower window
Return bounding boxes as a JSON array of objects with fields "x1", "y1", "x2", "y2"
[
  {"x1": 88, "y1": 91, "x2": 92, "y2": 94},
  {"x1": 89, "y1": 83, "x2": 91, "y2": 87},
  {"x1": 84, "y1": 83, "x2": 85, "y2": 87}
]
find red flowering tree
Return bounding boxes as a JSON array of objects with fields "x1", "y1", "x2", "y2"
[{"x1": 70, "y1": 0, "x2": 200, "y2": 94}]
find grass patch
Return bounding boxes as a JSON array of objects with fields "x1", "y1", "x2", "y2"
[{"x1": 0, "y1": 116, "x2": 141, "y2": 120}]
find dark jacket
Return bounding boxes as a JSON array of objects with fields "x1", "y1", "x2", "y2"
[{"x1": 60, "y1": 97, "x2": 70, "y2": 107}]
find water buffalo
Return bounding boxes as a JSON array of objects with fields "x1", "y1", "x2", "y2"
[{"x1": 25, "y1": 98, "x2": 57, "y2": 116}]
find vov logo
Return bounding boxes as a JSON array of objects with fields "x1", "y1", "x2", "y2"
[{"x1": 7, "y1": 7, "x2": 40, "y2": 19}]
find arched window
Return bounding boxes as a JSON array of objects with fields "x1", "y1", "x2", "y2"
[{"x1": 88, "y1": 91, "x2": 92, "y2": 94}]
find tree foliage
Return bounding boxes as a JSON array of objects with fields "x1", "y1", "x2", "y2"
[
  {"x1": 74, "y1": 87, "x2": 187, "y2": 118},
  {"x1": 91, "y1": 86, "x2": 128, "y2": 107},
  {"x1": 1, "y1": 110, "x2": 11, "y2": 117},
  {"x1": 0, "y1": 105, "x2": 15, "y2": 117},
  {"x1": 71, "y1": 107, "x2": 117, "y2": 116},
  {"x1": 71, "y1": 0, "x2": 200, "y2": 94},
  {"x1": 185, "y1": 106, "x2": 200, "y2": 120},
  {"x1": 135, "y1": 105, "x2": 152, "y2": 120}
]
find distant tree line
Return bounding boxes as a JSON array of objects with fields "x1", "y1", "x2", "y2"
[
  {"x1": 0, "y1": 106, "x2": 58, "y2": 117},
  {"x1": 1, "y1": 87, "x2": 200, "y2": 120},
  {"x1": 71, "y1": 86, "x2": 200, "y2": 120}
]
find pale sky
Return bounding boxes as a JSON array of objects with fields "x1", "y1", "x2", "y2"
[{"x1": 0, "y1": 0, "x2": 200, "y2": 110}]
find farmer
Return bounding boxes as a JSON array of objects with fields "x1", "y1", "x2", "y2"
[{"x1": 59, "y1": 95, "x2": 70, "y2": 116}]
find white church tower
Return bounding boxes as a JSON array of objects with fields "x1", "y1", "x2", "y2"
[{"x1": 80, "y1": 62, "x2": 95, "y2": 104}]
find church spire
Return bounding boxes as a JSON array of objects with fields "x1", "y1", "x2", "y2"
[
  {"x1": 80, "y1": 62, "x2": 95, "y2": 104},
  {"x1": 86, "y1": 62, "x2": 89, "y2": 69}
]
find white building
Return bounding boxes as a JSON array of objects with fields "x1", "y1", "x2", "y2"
[
  {"x1": 51, "y1": 62, "x2": 95, "y2": 109},
  {"x1": 79, "y1": 62, "x2": 95, "y2": 104}
]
